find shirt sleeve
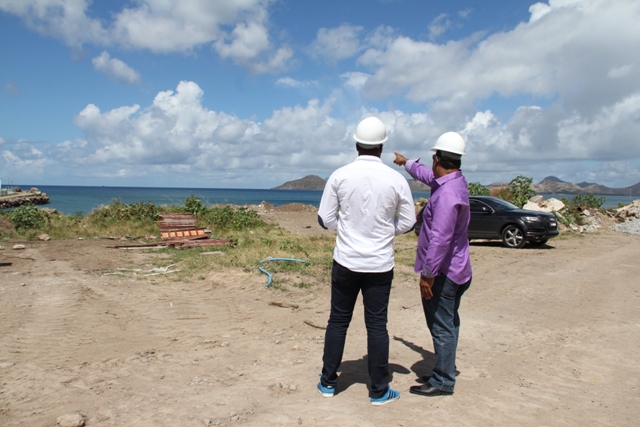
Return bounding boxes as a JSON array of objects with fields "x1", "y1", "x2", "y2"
[
  {"x1": 421, "y1": 192, "x2": 459, "y2": 278},
  {"x1": 317, "y1": 175, "x2": 339, "y2": 231},
  {"x1": 405, "y1": 159, "x2": 436, "y2": 187},
  {"x1": 394, "y1": 179, "x2": 416, "y2": 235}
]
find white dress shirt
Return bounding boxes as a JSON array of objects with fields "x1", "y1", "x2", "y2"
[{"x1": 318, "y1": 155, "x2": 416, "y2": 273}]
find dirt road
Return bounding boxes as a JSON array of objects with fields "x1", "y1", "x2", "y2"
[{"x1": 1, "y1": 209, "x2": 639, "y2": 426}]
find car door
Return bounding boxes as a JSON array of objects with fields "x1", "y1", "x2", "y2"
[{"x1": 469, "y1": 199, "x2": 500, "y2": 238}]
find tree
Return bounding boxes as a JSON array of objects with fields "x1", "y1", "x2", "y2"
[
  {"x1": 508, "y1": 175, "x2": 536, "y2": 208},
  {"x1": 468, "y1": 182, "x2": 490, "y2": 196}
]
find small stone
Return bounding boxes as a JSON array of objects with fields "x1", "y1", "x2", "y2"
[
  {"x1": 38, "y1": 234, "x2": 51, "y2": 241},
  {"x1": 12, "y1": 244, "x2": 26, "y2": 250},
  {"x1": 57, "y1": 412, "x2": 85, "y2": 427}
]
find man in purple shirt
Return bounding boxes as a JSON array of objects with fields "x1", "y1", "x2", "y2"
[{"x1": 393, "y1": 131, "x2": 473, "y2": 397}]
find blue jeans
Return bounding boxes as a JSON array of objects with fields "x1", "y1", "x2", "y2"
[
  {"x1": 422, "y1": 273, "x2": 471, "y2": 392},
  {"x1": 321, "y1": 261, "x2": 394, "y2": 398}
]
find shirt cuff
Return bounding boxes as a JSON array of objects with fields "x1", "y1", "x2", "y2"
[
  {"x1": 404, "y1": 158, "x2": 420, "y2": 172},
  {"x1": 420, "y1": 264, "x2": 436, "y2": 278}
]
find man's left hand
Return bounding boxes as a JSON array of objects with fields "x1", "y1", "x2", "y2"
[{"x1": 419, "y1": 275, "x2": 434, "y2": 299}]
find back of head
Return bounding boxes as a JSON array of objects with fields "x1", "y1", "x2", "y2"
[{"x1": 353, "y1": 116, "x2": 387, "y2": 149}]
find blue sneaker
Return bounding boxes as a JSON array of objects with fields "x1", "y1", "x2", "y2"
[
  {"x1": 370, "y1": 387, "x2": 400, "y2": 406},
  {"x1": 317, "y1": 381, "x2": 335, "y2": 398}
]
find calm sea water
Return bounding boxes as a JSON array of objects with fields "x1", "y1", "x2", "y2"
[{"x1": 9, "y1": 185, "x2": 635, "y2": 215}]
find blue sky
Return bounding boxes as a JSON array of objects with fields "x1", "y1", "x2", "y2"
[{"x1": 1, "y1": 0, "x2": 639, "y2": 189}]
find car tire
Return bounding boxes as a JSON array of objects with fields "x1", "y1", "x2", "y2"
[
  {"x1": 501, "y1": 225, "x2": 525, "y2": 248},
  {"x1": 529, "y1": 239, "x2": 548, "y2": 246}
]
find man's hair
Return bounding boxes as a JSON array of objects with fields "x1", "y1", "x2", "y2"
[
  {"x1": 435, "y1": 150, "x2": 461, "y2": 169},
  {"x1": 356, "y1": 144, "x2": 383, "y2": 155}
]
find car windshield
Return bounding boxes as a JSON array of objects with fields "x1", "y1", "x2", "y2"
[{"x1": 487, "y1": 198, "x2": 520, "y2": 211}]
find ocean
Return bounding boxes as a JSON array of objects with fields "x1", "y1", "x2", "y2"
[{"x1": 9, "y1": 185, "x2": 635, "y2": 215}]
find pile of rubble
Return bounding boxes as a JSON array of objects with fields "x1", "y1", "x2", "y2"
[
  {"x1": 524, "y1": 196, "x2": 640, "y2": 235},
  {"x1": 611, "y1": 200, "x2": 640, "y2": 235}
]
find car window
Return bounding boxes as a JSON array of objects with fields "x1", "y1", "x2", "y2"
[
  {"x1": 470, "y1": 200, "x2": 488, "y2": 213},
  {"x1": 487, "y1": 198, "x2": 520, "y2": 211}
]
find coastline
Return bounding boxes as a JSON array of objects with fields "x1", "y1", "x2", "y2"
[{"x1": 6, "y1": 185, "x2": 634, "y2": 215}]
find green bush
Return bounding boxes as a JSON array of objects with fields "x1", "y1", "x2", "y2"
[
  {"x1": 558, "y1": 193, "x2": 605, "y2": 227},
  {"x1": 508, "y1": 176, "x2": 536, "y2": 208},
  {"x1": 199, "y1": 205, "x2": 265, "y2": 231},
  {"x1": 10, "y1": 204, "x2": 50, "y2": 231},
  {"x1": 468, "y1": 182, "x2": 490, "y2": 196},
  {"x1": 88, "y1": 199, "x2": 161, "y2": 224},
  {"x1": 565, "y1": 194, "x2": 605, "y2": 210},
  {"x1": 183, "y1": 195, "x2": 207, "y2": 216}
]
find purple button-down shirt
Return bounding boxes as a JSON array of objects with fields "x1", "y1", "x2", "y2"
[{"x1": 405, "y1": 159, "x2": 472, "y2": 285}]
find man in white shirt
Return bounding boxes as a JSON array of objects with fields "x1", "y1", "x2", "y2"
[{"x1": 316, "y1": 116, "x2": 416, "y2": 406}]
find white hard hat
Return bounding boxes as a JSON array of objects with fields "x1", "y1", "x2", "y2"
[
  {"x1": 431, "y1": 131, "x2": 466, "y2": 158},
  {"x1": 353, "y1": 116, "x2": 388, "y2": 148}
]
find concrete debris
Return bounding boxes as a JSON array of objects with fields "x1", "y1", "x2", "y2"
[
  {"x1": 56, "y1": 412, "x2": 85, "y2": 427},
  {"x1": 615, "y1": 200, "x2": 640, "y2": 219},
  {"x1": 523, "y1": 197, "x2": 565, "y2": 213}
]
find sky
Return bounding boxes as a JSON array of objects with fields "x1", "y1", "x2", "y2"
[{"x1": 1, "y1": 0, "x2": 639, "y2": 190}]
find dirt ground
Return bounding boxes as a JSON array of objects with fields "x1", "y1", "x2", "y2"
[{"x1": 1, "y1": 206, "x2": 639, "y2": 427}]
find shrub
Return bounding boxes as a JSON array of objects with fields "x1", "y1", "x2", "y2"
[
  {"x1": 508, "y1": 176, "x2": 536, "y2": 208},
  {"x1": 199, "y1": 205, "x2": 265, "y2": 231},
  {"x1": 88, "y1": 199, "x2": 161, "y2": 224},
  {"x1": 558, "y1": 193, "x2": 605, "y2": 226},
  {"x1": 10, "y1": 204, "x2": 50, "y2": 231},
  {"x1": 468, "y1": 182, "x2": 490, "y2": 196},
  {"x1": 183, "y1": 195, "x2": 207, "y2": 216}
]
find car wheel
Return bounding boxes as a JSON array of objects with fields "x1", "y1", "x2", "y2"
[
  {"x1": 529, "y1": 239, "x2": 548, "y2": 246},
  {"x1": 501, "y1": 225, "x2": 525, "y2": 248}
]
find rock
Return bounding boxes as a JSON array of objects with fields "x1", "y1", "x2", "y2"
[
  {"x1": 38, "y1": 234, "x2": 51, "y2": 241},
  {"x1": 529, "y1": 195, "x2": 543, "y2": 203},
  {"x1": 0, "y1": 246, "x2": 4, "y2": 250},
  {"x1": 615, "y1": 200, "x2": 640, "y2": 219},
  {"x1": 12, "y1": 244, "x2": 26, "y2": 250},
  {"x1": 57, "y1": 413, "x2": 85, "y2": 427},
  {"x1": 523, "y1": 201, "x2": 543, "y2": 211},
  {"x1": 523, "y1": 197, "x2": 565, "y2": 213}
]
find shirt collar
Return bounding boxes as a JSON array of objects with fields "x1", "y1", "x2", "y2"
[
  {"x1": 435, "y1": 170, "x2": 463, "y2": 185},
  {"x1": 354, "y1": 155, "x2": 383, "y2": 163}
]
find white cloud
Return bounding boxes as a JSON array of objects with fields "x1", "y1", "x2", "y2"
[
  {"x1": 0, "y1": 0, "x2": 108, "y2": 47},
  {"x1": 92, "y1": 51, "x2": 141, "y2": 84},
  {"x1": 0, "y1": 0, "x2": 290, "y2": 73},
  {"x1": 214, "y1": 14, "x2": 270, "y2": 62},
  {"x1": 340, "y1": 72, "x2": 370, "y2": 91},
  {"x1": 428, "y1": 14, "x2": 452, "y2": 41},
  {"x1": 275, "y1": 77, "x2": 318, "y2": 88},
  {"x1": 56, "y1": 82, "x2": 351, "y2": 181},
  {"x1": 309, "y1": 24, "x2": 364, "y2": 64}
]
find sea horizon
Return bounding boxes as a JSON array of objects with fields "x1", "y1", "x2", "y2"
[{"x1": 5, "y1": 184, "x2": 636, "y2": 215}]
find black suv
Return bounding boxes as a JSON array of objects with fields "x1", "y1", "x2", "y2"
[{"x1": 415, "y1": 196, "x2": 559, "y2": 248}]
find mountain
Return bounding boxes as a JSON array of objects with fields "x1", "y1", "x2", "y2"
[
  {"x1": 272, "y1": 175, "x2": 326, "y2": 190},
  {"x1": 489, "y1": 176, "x2": 640, "y2": 196},
  {"x1": 275, "y1": 175, "x2": 640, "y2": 196},
  {"x1": 273, "y1": 175, "x2": 429, "y2": 192}
]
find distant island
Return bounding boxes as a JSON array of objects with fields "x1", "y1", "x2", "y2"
[
  {"x1": 274, "y1": 175, "x2": 640, "y2": 196},
  {"x1": 272, "y1": 174, "x2": 430, "y2": 192}
]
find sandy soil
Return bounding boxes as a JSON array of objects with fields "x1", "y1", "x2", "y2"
[{"x1": 1, "y1": 206, "x2": 639, "y2": 427}]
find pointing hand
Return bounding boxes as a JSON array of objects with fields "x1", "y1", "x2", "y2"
[{"x1": 393, "y1": 152, "x2": 407, "y2": 166}]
